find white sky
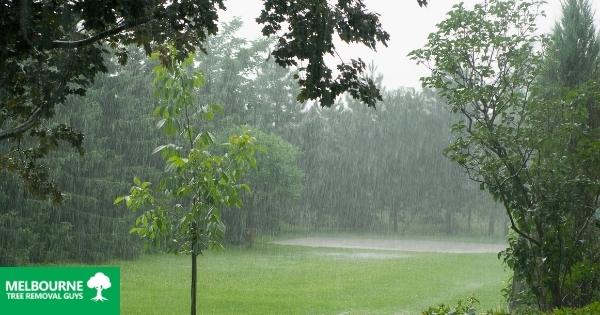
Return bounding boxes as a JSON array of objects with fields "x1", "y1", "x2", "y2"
[{"x1": 219, "y1": 0, "x2": 600, "y2": 89}]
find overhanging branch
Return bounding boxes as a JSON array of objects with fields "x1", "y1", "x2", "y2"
[
  {"x1": 0, "y1": 106, "x2": 44, "y2": 140},
  {"x1": 0, "y1": 82, "x2": 66, "y2": 141},
  {"x1": 50, "y1": 17, "x2": 153, "y2": 49}
]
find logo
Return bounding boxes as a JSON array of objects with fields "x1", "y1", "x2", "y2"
[
  {"x1": 87, "y1": 272, "x2": 111, "y2": 302},
  {"x1": 0, "y1": 267, "x2": 119, "y2": 315}
]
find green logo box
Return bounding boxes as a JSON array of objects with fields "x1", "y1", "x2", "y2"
[{"x1": 0, "y1": 267, "x2": 119, "y2": 315}]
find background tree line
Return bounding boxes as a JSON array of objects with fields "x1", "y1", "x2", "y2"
[{"x1": 0, "y1": 20, "x2": 502, "y2": 264}]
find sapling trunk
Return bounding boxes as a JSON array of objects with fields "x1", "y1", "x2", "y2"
[
  {"x1": 191, "y1": 252, "x2": 197, "y2": 315},
  {"x1": 191, "y1": 220, "x2": 198, "y2": 315}
]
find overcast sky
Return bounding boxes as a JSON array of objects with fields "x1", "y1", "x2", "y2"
[{"x1": 219, "y1": 0, "x2": 600, "y2": 89}]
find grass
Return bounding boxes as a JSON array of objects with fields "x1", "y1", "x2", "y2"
[{"x1": 116, "y1": 242, "x2": 509, "y2": 315}]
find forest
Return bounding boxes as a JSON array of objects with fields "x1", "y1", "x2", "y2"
[{"x1": 1, "y1": 0, "x2": 599, "y2": 314}]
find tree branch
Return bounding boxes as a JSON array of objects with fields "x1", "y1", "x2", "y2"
[
  {"x1": 50, "y1": 17, "x2": 153, "y2": 49},
  {"x1": 503, "y1": 198, "x2": 541, "y2": 246},
  {"x1": 0, "y1": 106, "x2": 44, "y2": 141},
  {"x1": 0, "y1": 82, "x2": 66, "y2": 141}
]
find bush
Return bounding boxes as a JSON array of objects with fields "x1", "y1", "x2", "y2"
[
  {"x1": 548, "y1": 302, "x2": 600, "y2": 315},
  {"x1": 421, "y1": 297, "x2": 600, "y2": 315},
  {"x1": 421, "y1": 297, "x2": 509, "y2": 315}
]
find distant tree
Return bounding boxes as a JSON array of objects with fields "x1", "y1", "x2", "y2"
[
  {"x1": 223, "y1": 129, "x2": 303, "y2": 245},
  {"x1": 1, "y1": 0, "x2": 426, "y2": 201},
  {"x1": 411, "y1": 0, "x2": 600, "y2": 310},
  {"x1": 545, "y1": 0, "x2": 599, "y2": 87},
  {"x1": 116, "y1": 50, "x2": 257, "y2": 315},
  {"x1": 180, "y1": 21, "x2": 499, "y2": 239},
  {"x1": 540, "y1": 0, "x2": 600, "y2": 307}
]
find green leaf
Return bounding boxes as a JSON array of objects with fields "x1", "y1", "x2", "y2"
[
  {"x1": 176, "y1": 186, "x2": 191, "y2": 197},
  {"x1": 114, "y1": 196, "x2": 125, "y2": 205},
  {"x1": 152, "y1": 105, "x2": 165, "y2": 117},
  {"x1": 152, "y1": 144, "x2": 170, "y2": 155},
  {"x1": 129, "y1": 227, "x2": 145, "y2": 235},
  {"x1": 167, "y1": 155, "x2": 188, "y2": 168},
  {"x1": 239, "y1": 183, "x2": 251, "y2": 193},
  {"x1": 194, "y1": 131, "x2": 215, "y2": 148},
  {"x1": 202, "y1": 110, "x2": 214, "y2": 121},
  {"x1": 209, "y1": 104, "x2": 224, "y2": 115},
  {"x1": 193, "y1": 72, "x2": 204, "y2": 88},
  {"x1": 164, "y1": 119, "x2": 177, "y2": 135}
]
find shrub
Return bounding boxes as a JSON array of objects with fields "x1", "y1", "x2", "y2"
[
  {"x1": 421, "y1": 297, "x2": 509, "y2": 315},
  {"x1": 548, "y1": 301, "x2": 600, "y2": 315}
]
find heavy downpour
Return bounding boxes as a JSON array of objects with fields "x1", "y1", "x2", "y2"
[{"x1": 1, "y1": 0, "x2": 600, "y2": 314}]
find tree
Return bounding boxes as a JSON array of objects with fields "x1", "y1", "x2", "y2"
[
  {"x1": 545, "y1": 0, "x2": 599, "y2": 88},
  {"x1": 1, "y1": 0, "x2": 426, "y2": 201},
  {"x1": 87, "y1": 272, "x2": 111, "y2": 302},
  {"x1": 540, "y1": 0, "x2": 600, "y2": 307},
  {"x1": 0, "y1": 48, "x2": 162, "y2": 264},
  {"x1": 116, "y1": 50, "x2": 257, "y2": 315},
  {"x1": 410, "y1": 0, "x2": 600, "y2": 310},
  {"x1": 222, "y1": 129, "x2": 304, "y2": 245}
]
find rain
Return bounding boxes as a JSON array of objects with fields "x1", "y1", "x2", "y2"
[{"x1": 1, "y1": 1, "x2": 599, "y2": 314}]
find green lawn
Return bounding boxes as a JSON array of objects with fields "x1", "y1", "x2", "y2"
[{"x1": 116, "y1": 243, "x2": 509, "y2": 314}]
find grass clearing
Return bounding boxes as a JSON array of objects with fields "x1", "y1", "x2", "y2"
[{"x1": 117, "y1": 243, "x2": 508, "y2": 314}]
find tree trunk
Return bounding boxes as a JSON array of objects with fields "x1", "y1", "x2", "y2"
[
  {"x1": 488, "y1": 211, "x2": 495, "y2": 237},
  {"x1": 446, "y1": 209, "x2": 453, "y2": 233},
  {"x1": 467, "y1": 207, "x2": 472, "y2": 232},
  {"x1": 245, "y1": 200, "x2": 257, "y2": 247},
  {"x1": 191, "y1": 219, "x2": 198, "y2": 315},
  {"x1": 191, "y1": 253, "x2": 197, "y2": 315},
  {"x1": 508, "y1": 271, "x2": 525, "y2": 313},
  {"x1": 393, "y1": 208, "x2": 398, "y2": 233}
]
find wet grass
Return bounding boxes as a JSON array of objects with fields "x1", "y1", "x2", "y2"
[{"x1": 117, "y1": 243, "x2": 509, "y2": 314}]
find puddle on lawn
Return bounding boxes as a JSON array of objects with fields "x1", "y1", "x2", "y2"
[{"x1": 318, "y1": 251, "x2": 410, "y2": 260}]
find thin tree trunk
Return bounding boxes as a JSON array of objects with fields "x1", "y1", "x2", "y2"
[
  {"x1": 467, "y1": 208, "x2": 472, "y2": 232},
  {"x1": 191, "y1": 253, "x2": 197, "y2": 315},
  {"x1": 393, "y1": 209, "x2": 398, "y2": 233},
  {"x1": 488, "y1": 211, "x2": 495, "y2": 237},
  {"x1": 191, "y1": 219, "x2": 198, "y2": 315}
]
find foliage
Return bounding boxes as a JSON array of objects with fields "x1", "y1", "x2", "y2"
[
  {"x1": 0, "y1": 0, "x2": 428, "y2": 200},
  {"x1": 410, "y1": 0, "x2": 600, "y2": 310},
  {"x1": 291, "y1": 87, "x2": 502, "y2": 235},
  {"x1": 541, "y1": 5, "x2": 600, "y2": 308},
  {"x1": 0, "y1": 49, "x2": 160, "y2": 264},
  {"x1": 116, "y1": 51, "x2": 257, "y2": 314},
  {"x1": 544, "y1": 0, "x2": 599, "y2": 87},
  {"x1": 191, "y1": 23, "x2": 500, "y2": 238},
  {"x1": 547, "y1": 302, "x2": 600, "y2": 315},
  {"x1": 116, "y1": 51, "x2": 257, "y2": 254},
  {"x1": 421, "y1": 296, "x2": 479, "y2": 315},
  {"x1": 419, "y1": 298, "x2": 600, "y2": 315},
  {"x1": 222, "y1": 129, "x2": 304, "y2": 245},
  {"x1": 0, "y1": 20, "x2": 506, "y2": 264}
]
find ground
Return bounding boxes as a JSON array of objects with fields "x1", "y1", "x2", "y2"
[
  {"x1": 273, "y1": 237, "x2": 505, "y2": 253},
  {"x1": 117, "y1": 236, "x2": 508, "y2": 314}
]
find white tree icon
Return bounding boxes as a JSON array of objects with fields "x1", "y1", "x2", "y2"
[{"x1": 87, "y1": 272, "x2": 111, "y2": 301}]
